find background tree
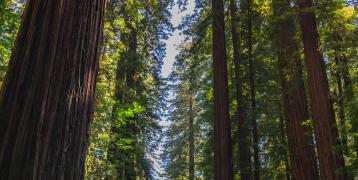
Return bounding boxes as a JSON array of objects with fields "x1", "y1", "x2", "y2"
[
  {"x1": 298, "y1": 0, "x2": 347, "y2": 178},
  {"x1": 212, "y1": 0, "x2": 234, "y2": 179},
  {"x1": 272, "y1": 0, "x2": 319, "y2": 178}
]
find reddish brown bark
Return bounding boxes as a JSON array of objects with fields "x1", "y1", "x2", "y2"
[
  {"x1": 229, "y1": 0, "x2": 253, "y2": 179},
  {"x1": 0, "y1": 0, "x2": 105, "y2": 179},
  {"x1": 212, "y1": 0, "x2": 233, "y2": 179},
  {"x1": 298, "y1": 0, "x2": 346, "y2": 179},
  {"x1": 272, "y1": 0, "x2": 319, "y2": 179}
]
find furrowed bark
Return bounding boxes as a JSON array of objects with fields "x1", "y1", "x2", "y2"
[
  {"x1": 0, "y1": 0, "x2": 105, "y2": 179},
  {"x1": 272, "y1": 0, "x2": 319, "y2": 178},
  {"x1": 298, "y1": 0, "x2": 346, "y2": 179}
]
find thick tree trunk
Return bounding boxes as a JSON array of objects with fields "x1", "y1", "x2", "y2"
[
  {"x1": 272, "y1": 0, "x2": 319, "y2": 179},
  {"x1": 298, "y1": 0, "x2": 346, "y2": 179},
  {"x1": 246, "y1": 0, "x2": 260, "y2": 179},
  {"x1": 0, "y1": 0, "x2": 105, "y2": 179},
  {"x1": 229, "y1": 0, "x2": 253, "y2": 179},
  {"x1": 189, "y1": 95, "x2": 195, "y2": 180},
  {"x1": 212, "y1": 0, "x2": 233, "y2": 179}
]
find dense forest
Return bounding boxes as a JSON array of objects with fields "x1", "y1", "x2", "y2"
[{"x1": 0, "y1": 0, "x2": 357, "y2": 179}]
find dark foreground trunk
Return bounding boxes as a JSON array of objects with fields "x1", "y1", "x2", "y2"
[
  {"x1": 298, "y1": 0, "x2": 346, "y2": 179},
  {"x1": 229, "y1": 0, "x2": 253, "y2": 179},
  {"x1": 272, "y1": 0, "x2": 319, "y2": 178},
  {"x1": 212, "y1": 0, "x2": 233, "y2": 179},
  {"x1": 0, "y1": 0, "x2": 105, "y2": 179}
]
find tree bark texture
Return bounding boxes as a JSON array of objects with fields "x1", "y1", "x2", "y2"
[
  {"x1": 0, "y1": 0, "x2": 105, "y2": 179},
  {"x1": 298, "y1": 0, "x2": 346, "y2": 179},
  {"x1": 272, "y1": 0, "x2": 319, "y2": 179},
  {"x1": 229, "y1": 0, "x2": 253, "y2": 179},
  {"x1": 212, "y1": 0, "x2": 233, "y2": 179}
]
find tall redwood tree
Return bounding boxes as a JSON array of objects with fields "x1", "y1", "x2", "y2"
[
  {"x1": 212, "y1": 0, "x2": 233, "y2": 179},
  {"x1": 229, "y1": 0, "x2": 253, "y2": 179},
  {"x1": 0, "y1": 0, "x2": 105, "y2": 179},
  {"x1": 246, "y1": 0, "x2": 260, "y2": 178},
  {"x1": 272, "y1": 0, "x2": 319, "y2": 178},
  {"x1": 298, "y1": 0, "x2": 346, "y2": 179}
]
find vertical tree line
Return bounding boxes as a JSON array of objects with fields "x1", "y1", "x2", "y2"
[
  {"x1": 0, "y1": 0, "x2": 357, "y2": 179},
  {"x1": 166, "y1": 0, "x2": 357, "y2": 179}
]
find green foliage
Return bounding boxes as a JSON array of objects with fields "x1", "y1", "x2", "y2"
[
  {"x1": 0, "y1": 0, "x2": 23, "y2": 85},
  {"x1": 0, "y1": 0, "x2": 357, "y2": 179},
  {"x1": 86, "y1": 0, "x2": 173, "y2": 179}
]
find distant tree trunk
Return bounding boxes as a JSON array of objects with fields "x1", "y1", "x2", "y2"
[
  {"x1": 212, "y1": 0, "x2": 233, "y2": 179},
  {"x1": 107, "y1": 34, "x2": 126, "y2": 179},
  {"x1": 0, "y1": 0, "x2": 105, "y2": 179},
  {"x1": 189, "y1": 94, "x2": 195, "y2": 180},
  {"x1": 229, "y1": 0, "x2": 253, "y2": 179},
  {"x1": 340, "y1": 56, "x2": 353, "y2": 100},
  {"x1": 247, "y1": 0, "x2": 260, "y2": 178},
  {"x1": 298, "y1": 0, "x2": 346, "y2": 179},
  {"x1": 334, "y1": 54, "x2": 348, "y2": 152},
  {"x1": 278, "y1": 116, "x2": 291, "y2": 180},
  {"x1": 124, "y1": 22, "x2": 138, "y2": 180},
  {"x1": 336, "y1": 39, "x2": 358, "y2": 165},
  {"x1": 272, "y1": 0, "x2": 319, "y2": 179},
  {"x1": 339, "y1": 54, "x2": 358, "y2": 160}
]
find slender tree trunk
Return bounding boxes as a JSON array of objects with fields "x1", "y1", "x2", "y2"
[
  {"x1": 298, "y1": 0, "x2": 346, "y2": 179},
  {"x1": 340, "y1": 56, "x2": 353, "y2": 100},
  {"x1": 229, "y1": 0, "x2": 253, "y2": 179},
  {"x1": 124, "y1": 22, "x2": 138, "y2": 180},
  {"x1": 212, "y1": 0, "x2": 233, "y2": 179},
  {"x1": 108, "y1": 34, "x2": 126, "y2": 178},
  {"x1": 338, "y1": 51, "x2": 357, "y2": 158},
  {"x1": 279, "y1": 116, "x2": 291, "y2": 180},
  {"x1": 189, "y1": 95, "x2": 195, "y2": 180},
  {"x1": 247, "y1": 0, "x2": 260, "y2": 178},
  {"x1": 334, "y1": 54, "x2": 348, "y2": 152},
  {"x1": 0, "y1": 0, "x2": 105, "y2": 179},
  {"x1": 272, "y1": 0, "x2": 319, "y2": 179},
  {"x1": 340, "y1": 54, "x2": 358, "y2": 161}
]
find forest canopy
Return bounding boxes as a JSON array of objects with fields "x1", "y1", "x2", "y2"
[{"x1": 0, "y1": 0, "x2": 357, "y2": 179}]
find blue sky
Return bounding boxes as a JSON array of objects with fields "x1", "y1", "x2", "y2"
[
  {"x1": 154, "y1": 0, "x2": 195, "y2": 178},
  {"x1": 160, "y1": 0, "x2": 195, "y2": 78}
]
